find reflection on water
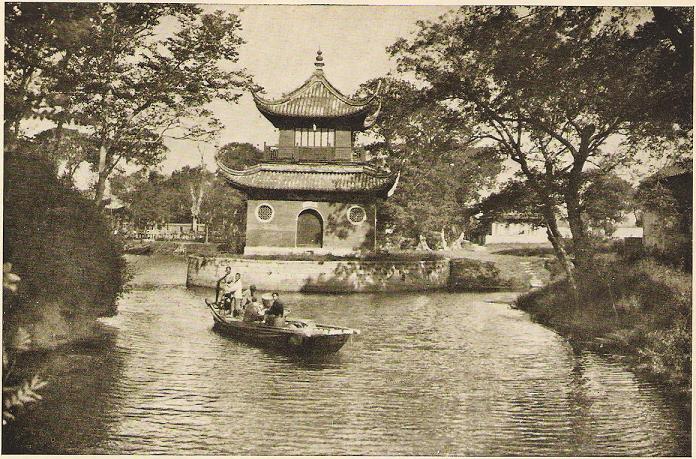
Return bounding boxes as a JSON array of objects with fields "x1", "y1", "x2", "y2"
[{"x1": 2, "y1": 257, "x2": 690, "y2": 455}]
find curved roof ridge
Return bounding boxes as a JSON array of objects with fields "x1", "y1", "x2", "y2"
[
  {"x1": 252, "y1": 70, "x2": 375, "y2": 107},
  {"x1": 217, "y1": 160, "x2": 396, "y2": 196},
  {"x1": 216, "y1": 159, "x2": 263, "y2": 177},
  {"x1": 217, "y1": 160, "x2": 392, "y2": 177}
]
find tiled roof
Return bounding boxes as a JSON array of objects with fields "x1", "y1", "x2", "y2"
[
  {"x1": 218, "y1": 161, "x2": 396, "y2": 196},
  {"x1": 253, "y1": 69, "x2": 375, "y2": 120}
]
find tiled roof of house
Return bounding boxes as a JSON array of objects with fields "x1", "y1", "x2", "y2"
[{"x1": 218, "y1": 161, "x2": 396, "y2": 197}]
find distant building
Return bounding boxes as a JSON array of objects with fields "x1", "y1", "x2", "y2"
[
  {"x1": 219, "y1": 51, "x2": 396, "y2": 256},
  {"x1": 608, "y1": 213, "x2": 643, "y2": 239},
  {"x1": 482, "y1": 213, "x2": 571, "y2": 244},
  {"x1": 641, "y1": 163, "x2": 692, "y2": 252}
]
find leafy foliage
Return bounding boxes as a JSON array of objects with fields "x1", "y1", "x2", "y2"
[
  {"x1": 2, "y1": 264, "x2": 48, "y2": 426},
  {"x1": 579, "y1": 171, "x2": 636, "y2": 235},
  {"x1": 475, "y1": 172, "x2": 635, "y2": 237},
  {"x1": 360, "y1": 77, "x2": 503, "y2": 246},
  {"x1": 5, "y1": 4, "x2": 251, "y2": 204},
  {"x1": 4, "y1": 144, "x2": 127, "y2": 337},
  {"x1": 216, "y1": 142, "x2": 264, "y2": 170},
  {"x1": 623, "y1": 7, "x2": 693, "y2": 136},
  {"x1": 111, "y1": 170, "x2": 178, "y2": 225},
  {"x1": 110, "y1": 142, "x2": 260, "y2": 248},
  {"x1": 31, "y1": 128, "x2": 97, "y2": 183},
  {"x1": 388, "y1": 6, "x2": 692, "y2": 283},
  {"x1": 516, "y1": 257, "x2": 691, "y2": 395}
]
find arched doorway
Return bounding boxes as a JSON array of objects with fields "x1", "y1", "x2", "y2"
[{"x1": 297, "y1": 209, "x2": 323, "y2": 248}]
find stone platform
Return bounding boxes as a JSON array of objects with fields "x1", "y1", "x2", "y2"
[{"x1": 186, "y1": 255, "x2": 450, "y2": 293}]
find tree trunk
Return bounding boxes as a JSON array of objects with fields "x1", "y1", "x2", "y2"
[
  {"x1": 192, "y1": 215, "x2": 198, "y2": 235},
  {"x1": 564, "y1": 187, "x2": 592, "y2": 268},
  {"x1": 440, "y1": 228, "x2": 448, "y2": 250},
  {"x1": 543, "y1": 208, "x2": 580, "y2": 309},
  {"x1": 451, "y1": 232, "x2": 466, "y2": 249},
  {"x1": 94, "y1": 172, "x2": 108, "y2": 206},
  {"x1": 416, "y1": 234, "x2": 432, "y2": 251},
  {"x1": 94, "y1": 145, "x2": 108, "y2": 205}
]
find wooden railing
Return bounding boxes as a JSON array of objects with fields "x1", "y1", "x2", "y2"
[{"x1": 264, "y1": 145, "x2": 366, "y2": 162}]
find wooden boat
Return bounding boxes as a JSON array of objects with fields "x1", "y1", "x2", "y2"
[
  {"x1": 124, "y1": 242, "x2": 152, "y2": 255},
  {"x1": 205, "y1": 299, "x2": 359, "y2": 354}
]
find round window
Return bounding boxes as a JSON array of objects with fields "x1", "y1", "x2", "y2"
[
  {"x1": 347, "y1": 205, "x2": 366, "y2": 225},
  {"x1": 256, "y1": 204, "x2": 274, "y2": 222}
]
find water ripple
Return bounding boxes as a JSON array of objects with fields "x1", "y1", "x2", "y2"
[{"x1": 3, "y1": 272, "x2": 690, "y2": 456}]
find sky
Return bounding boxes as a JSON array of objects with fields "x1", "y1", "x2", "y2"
[{"x1": 59, "y1": 4, "x2": 455, "y2": 190}]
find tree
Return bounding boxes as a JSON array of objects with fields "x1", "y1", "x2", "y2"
[
  {"x1": 5, "y1": 4, "x2": 251, "y2": 204},
  {"x1": 216, "y1": 142, "x2": 264, "y2": 170},
  {"x1": 628, "y1": 7, "x2": 693, "y2": 135},
  {"x1": 168, "y1": 163, "x2": 215, "y2": 235},
  {"x1": 578, "y1": 171, "x2": 635, "y2": 236},
  {"x1": 360, "y1": 77, "x2": 503, "y2": 248},
  {"x1": 200, "y1": 177, "x2": 247, "y2": 249},
  {"x1": 110, "y1": 170, "x2": 177, "y2": 227},
  {"x1": 31, "y1": 128, "x2": 97, "y2": 184},
  {"x1": 211, "y1": 142, "x2": 263, "y2": 249},
  {"x1": 4, "y1": 3, "x2": 100, "y2": 141},
  {"x1": 389, "y1": 6, "x2": 690, "y2": 300}
]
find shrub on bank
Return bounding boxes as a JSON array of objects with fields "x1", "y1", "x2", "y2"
[
  {"x1": 516, "y1": 257, "x2": 691, "y2": 395},
  {"x1": 3, "y1": 148, "x2": 127, "y2": 348}
]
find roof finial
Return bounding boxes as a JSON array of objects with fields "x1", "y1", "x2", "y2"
[{"x1": 315, "y1": 49, "x2": 324, "y2": 69}]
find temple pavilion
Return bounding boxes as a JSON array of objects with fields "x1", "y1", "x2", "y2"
[{"x1": 219, "y1": 51, "x2": 396, "y2": 256}]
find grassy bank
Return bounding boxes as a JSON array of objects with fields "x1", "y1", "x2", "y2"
[{"x1": 516, "y1": 257, "x2": 691, "y2": 402}]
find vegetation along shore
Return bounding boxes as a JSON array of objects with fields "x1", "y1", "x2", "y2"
[{"x1": 515, "y1": 256, "x2": 691, "y2": 409}]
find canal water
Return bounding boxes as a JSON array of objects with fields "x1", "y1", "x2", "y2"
[{"x1": 3, "y1": 256, "x2": 690, "y2": 455}]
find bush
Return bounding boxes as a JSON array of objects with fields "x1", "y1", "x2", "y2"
[{"x1": 3, "y1": 147, "x2": 127, "y2": 348}]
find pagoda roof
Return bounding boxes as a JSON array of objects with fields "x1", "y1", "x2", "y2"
[
  {"x1": 252, "y1": 51, "x2": 378, "y2": 127},
  {"x1": 218, "y1": 161, "x2": 396, "y2": 198}
]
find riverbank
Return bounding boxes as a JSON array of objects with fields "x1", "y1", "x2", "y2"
[{"x1": 514, "y1": 257, "x2": 691, "y2": 408}]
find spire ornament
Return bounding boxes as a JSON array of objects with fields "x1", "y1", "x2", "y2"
[{"x1": 314, "y1": 49, "x2": 325, "y2": 69}]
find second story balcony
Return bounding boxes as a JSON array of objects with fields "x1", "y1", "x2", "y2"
[{"x1": 263, "y1": 145, "x2": 367, "y2": 163}]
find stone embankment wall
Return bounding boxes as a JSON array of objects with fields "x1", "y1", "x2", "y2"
[
  {"x1": 187, "y1": 256, "x2": 450, "y2": 293},
  {"x1": 448, "y1": 258, "x2": 511, "y2": 291}
]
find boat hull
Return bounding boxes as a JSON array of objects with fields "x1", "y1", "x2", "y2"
[{"x1": 206, "y1": 300, "x2": 355, "y2": 354}]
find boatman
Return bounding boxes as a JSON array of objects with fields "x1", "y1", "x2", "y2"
[{"x1": 217, "y1": 267, "x2": 234, "y2": 314}]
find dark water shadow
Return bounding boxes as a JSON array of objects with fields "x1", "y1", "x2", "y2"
[{"x1": 2, "y1": 324, "x2": 125, "y2": 454}]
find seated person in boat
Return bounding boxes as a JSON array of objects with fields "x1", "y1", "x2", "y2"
[
  {"x1": 243, "y1": 286, "x2": 265, "y2": 322},
  {"x1": 264, "y1": 292, "x2": 285, "y2": 327}
]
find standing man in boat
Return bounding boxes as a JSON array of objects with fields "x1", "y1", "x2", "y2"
[{"x1": 216, "y1": 267, "x2": 233, "y2": 313}]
